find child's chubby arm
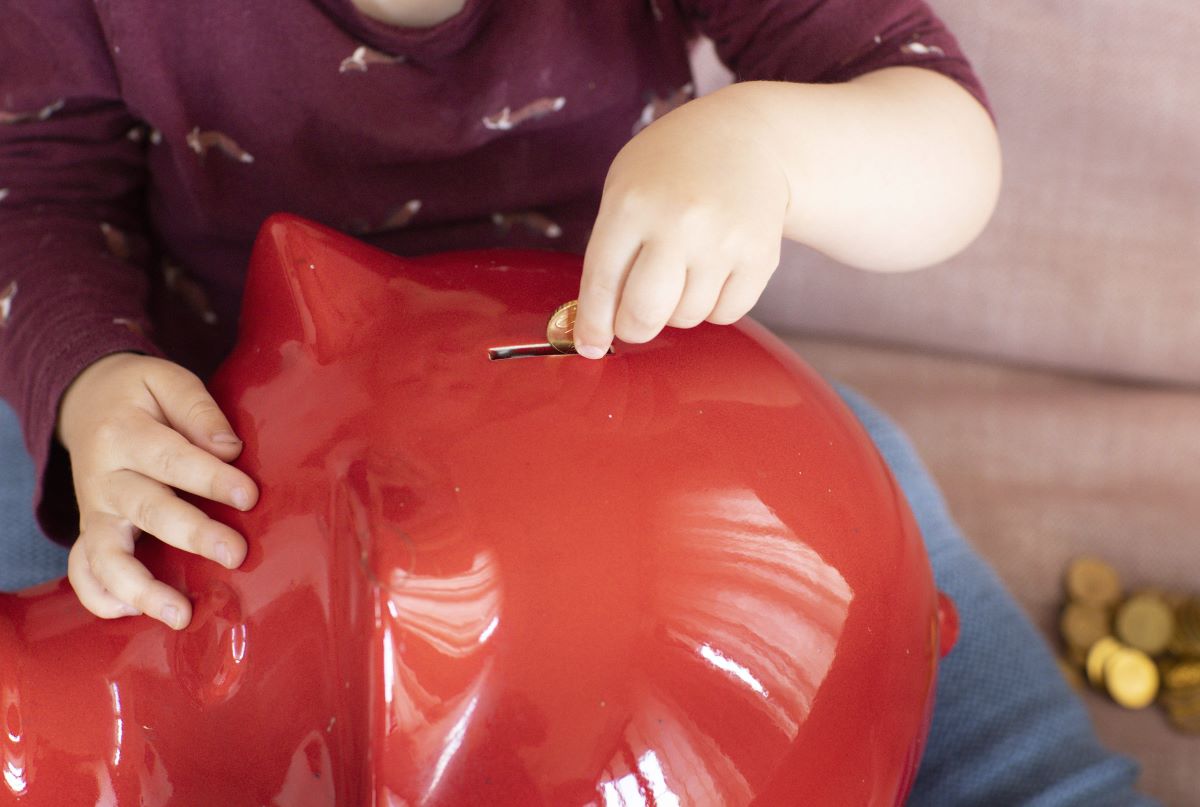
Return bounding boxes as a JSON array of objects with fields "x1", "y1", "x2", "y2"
[
  {"x1": 572, "y1": 66, "x2": 1001, "y2": 358},
  {"x1": 56, "y1": 353, "x2": 259, "y2": 630},
  {"x1": 0, "y1": 3, "x2": 258, "y2": 630}
]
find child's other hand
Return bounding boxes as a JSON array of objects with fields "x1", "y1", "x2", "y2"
[
  {"x1": 56, "y1": 352, "x2": 258, "y2": 630},
  {"x1": 573, "y1": 91, "x2": 790, "y2": 358}
]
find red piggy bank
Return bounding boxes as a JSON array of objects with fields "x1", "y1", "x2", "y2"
[{"x1": 0, "y1": 215, "x2": 956, "y2": 806}]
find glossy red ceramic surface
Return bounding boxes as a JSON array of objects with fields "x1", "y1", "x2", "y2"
[{"x1": 1, "y1": 215, "x2": 956, "y2": 806}]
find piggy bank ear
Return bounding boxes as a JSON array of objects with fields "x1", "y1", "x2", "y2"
[{"x1": 238, "y1": 214, "x2": 395, "y2": 361}]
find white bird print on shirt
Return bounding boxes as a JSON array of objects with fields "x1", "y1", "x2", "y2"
[
  {"x1": 1, "y1": 281, "x2": 17, "y2": 328},
  {"x1": 187, "y1": 127, "x2": 255, "y2": 163},
  {"x1": 339, "y1": 45, "x2": 405, "y2": 73},
  {"x1": 0, "y1": 98, "x2": 65, "y2": 125},
  {"x1": 482, "y1": 97, "x2": 566, "y2": 131}
]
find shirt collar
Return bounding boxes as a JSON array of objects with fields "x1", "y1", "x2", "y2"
[{"x1": 313, "y1": 0, "x2": 493, "y2": 61}]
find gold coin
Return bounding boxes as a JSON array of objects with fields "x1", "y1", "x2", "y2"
[
  {"x1": 1168, "y1": 628, "x2": 1200, "y2": 658},
  {"x1": 1104, "y1": 647, "x2": 1159, "y2": 709},
  {"x1": 1161, "y1": 685, "x2": 1200, "y2": 714},
  {"x1": 1176, "y1": 598, "x2": 1200, "y2": 639},
  {"x1": 1161, "y1": 686, "x2": 1200, "y2": 734},
  {"x1": 1060, "y1": 602, "x2": 1111, "y2": 654},
  {"x1": 1162, "y1": 660, "x2": 1200, "y2": 691},
  {"x1": 1163, "y1": 686, "x2": 1200, "y2": 733},
  {"x1": 1168, "y1": 598, "x2": 1200, "y2": 657},
  {"x1": 1114, "y1": 593, "x2": 1175, "y2": 656},
  {"x1": 1085, "y1": 637, "x2": 1123, "y2": 688},
  {"x1": 1065, "y1": 556, "x2": 1122, "y2": 607},
  {"x1": 546, "y1": 300, "x2": 578, "y2": 354}
]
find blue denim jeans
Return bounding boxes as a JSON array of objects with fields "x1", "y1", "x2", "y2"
[
  {"x1": 0, "y1": 390, "x2": 1155, "y2": 805},
  {"x1": 834, "y1": 386, "x2": 1156, "y2": 807},
  {"x1": 0, "y1": 399, "x2": 69, "y2": 590}
]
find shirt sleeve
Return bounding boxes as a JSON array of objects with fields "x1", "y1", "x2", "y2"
[
  {"x1": 679, "y1": 0, "x2": 991, "y2": 116},
  {"x1": 0, "y1": 1, "x2": 165, "y2": 545}
]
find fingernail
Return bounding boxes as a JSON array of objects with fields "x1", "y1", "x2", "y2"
[
  {"x1": 119, "y1": 604, "x2": 141, "y2": 617},
  {"x1": 576, "y1": 344, "x2": 606, "y2": 360},
  {"x1": 231, "y1": 487, "x2": 250, "y2": 510},
  {"x1": 161, "y1": 605, "x2": 180, "y2": 629},
  {"x1": 211, "y1": 431, "x2": 242, "y2": 445},
  {"x1": 215, "y1": 542, "x2": 233, "y2": 568}
]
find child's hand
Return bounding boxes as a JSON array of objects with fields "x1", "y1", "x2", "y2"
[
  {"x1": 572, "y1": 91, "x2": 790, "y2": 358},
  {"x1": 56, "y1": 352, "x2": 258, "y2": 629}
]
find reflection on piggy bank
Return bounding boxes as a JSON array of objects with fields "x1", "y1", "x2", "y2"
[{"x1": 0, "y1": 215, "x2": 957, "y2": 806}]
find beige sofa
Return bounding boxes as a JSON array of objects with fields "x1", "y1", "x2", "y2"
[{"x1": 700, "y1": 1, "x2": 1200, "y2": 804}]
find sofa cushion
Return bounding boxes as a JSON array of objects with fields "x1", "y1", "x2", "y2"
[{"x1": 690, "y1": 1, "x2": 1200, "y2": 385}]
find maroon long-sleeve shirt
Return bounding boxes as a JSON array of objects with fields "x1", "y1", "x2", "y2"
[{"x1": 0, "y1": 0, "x2": 986, "y2": 544}]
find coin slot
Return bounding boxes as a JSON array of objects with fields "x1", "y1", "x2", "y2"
[{"x1": 488, "y1": 344, "x2": 613, "y2": 361}]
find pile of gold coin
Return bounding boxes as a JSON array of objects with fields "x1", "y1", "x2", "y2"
[{"x1": 1057, "y1": 556, "x2": 1200, "y2": 732}]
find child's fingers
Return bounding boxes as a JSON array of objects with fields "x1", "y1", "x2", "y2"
[
  {"x1": 707, "y1": 269, "x2": 769, "y2": 326},
  {"x1": 668, "y1": 260, "x2": 729, "y2": 329},
  {"x1": 104, "y1": 469, "x2": 247, "y2": 569},
  {"x1": 81, "y1": 513, "x2": 192, "y2": 629},
  {"x1": 119, "y1": 418, "x2": 257, "y2": 511},
  {"x1": 143, "y1": 361, "x2": 244, "y2": 458},
  {"x1": 612, "y1": 239, "x2": 685, "y2": 344},
  {"x1": 67, "y1": 541, "x2": 141, "y2": 619},
  {"x1": 575, "y1": 209, "x2": 641, "y2": 358}
]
